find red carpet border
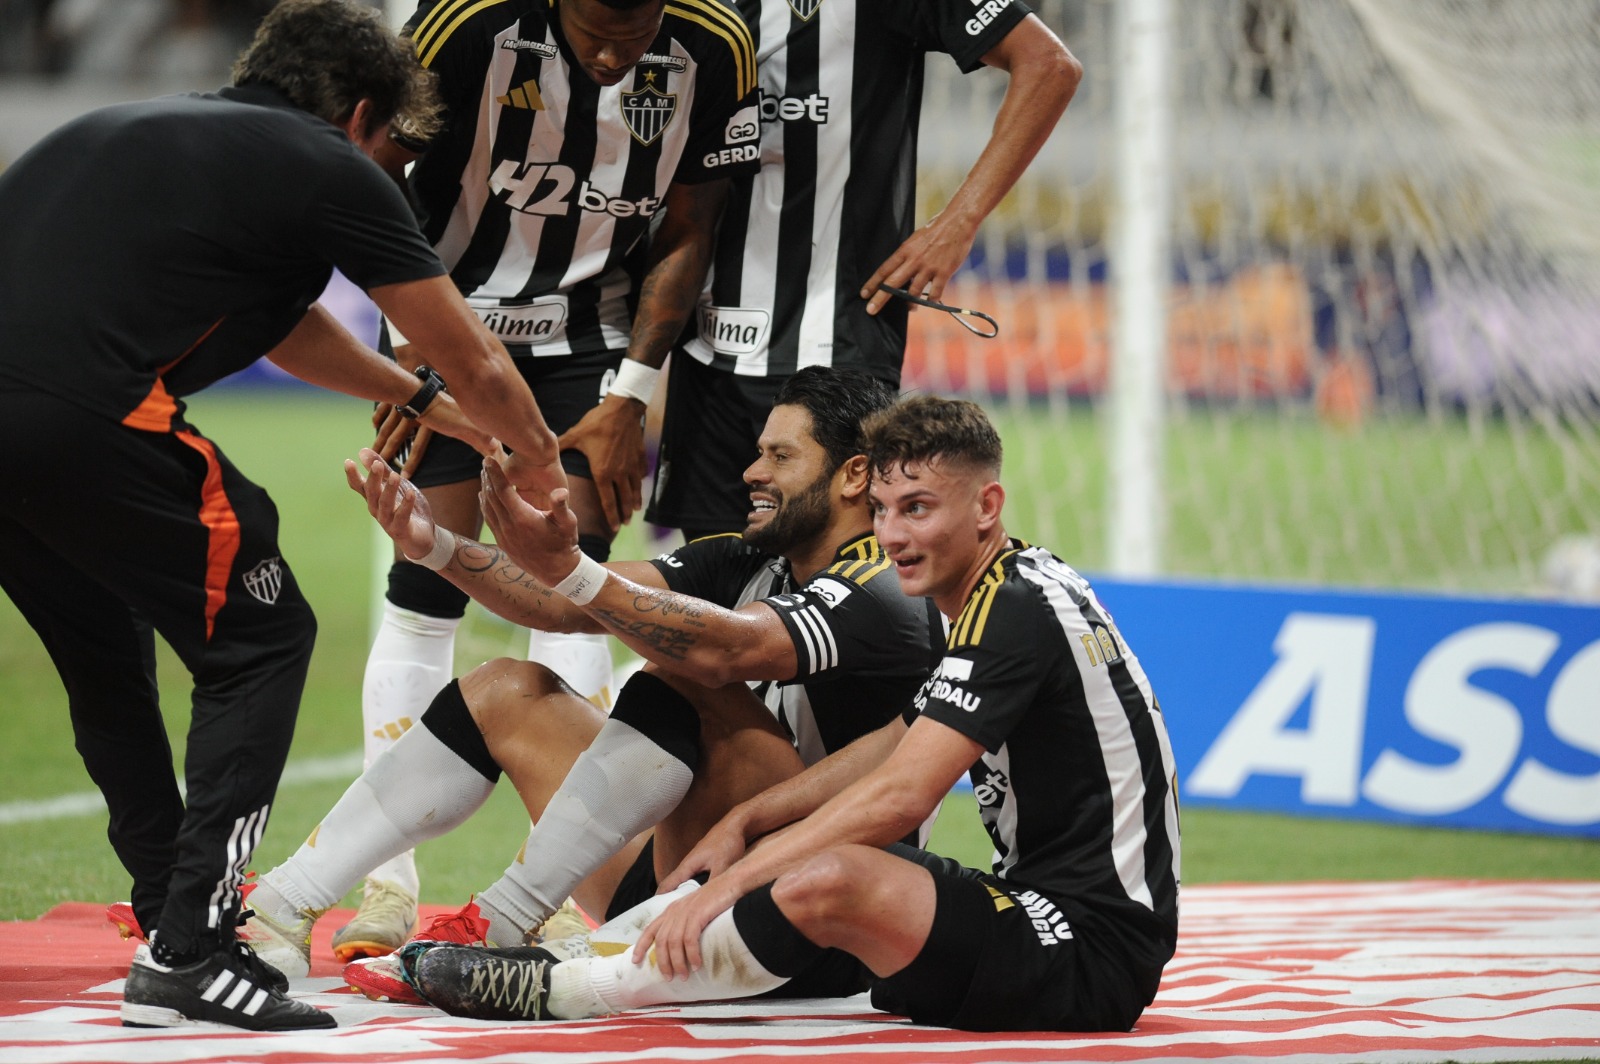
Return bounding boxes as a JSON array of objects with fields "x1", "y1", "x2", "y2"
[{"x1": 2, "y1": 881, "x2": 1597, "y2": 1063}]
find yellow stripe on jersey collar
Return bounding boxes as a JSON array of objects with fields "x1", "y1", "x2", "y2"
[
  {"x1": 414, "y1": 0, "x2": 509, "y2": 67},
  {"x1": 415, "y1": 0, "x2": 754, "y2": 98},
  {"x1": 665, "y1": 0, "x2": 756, "y2": 98},
  {"x1": 949, "y1": 550, "x2": 1018, "y2": 648}
]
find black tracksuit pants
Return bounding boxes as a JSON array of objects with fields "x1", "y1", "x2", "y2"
[{"x1": 0, "y1": 389, "x2": 315, "y2": 956}]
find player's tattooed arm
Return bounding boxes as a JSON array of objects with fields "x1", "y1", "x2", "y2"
[
  {"x1": 587, "y1": 587, "x2": 711, "y2": 662},
  {"x1": 577, "y1": 574, "x2": 799, "y2": 684},
  {"x1": 434, "y1": 539, "x2": 609, "y2": 634},
  {"x1": 628, "y1": 178, "x2": 729, "y2": 361}
]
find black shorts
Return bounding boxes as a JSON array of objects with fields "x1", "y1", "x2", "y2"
[
  {"x1": 408, "y1": 348, "x2": 621, "y2": 489},
  {"x1": 606, "y1": 838, "x2": 870, "y2": 1000},
  {"x1": 869, "y1": 846, "x2": 1169, "y2": 1033},
  {"x1": 644, "y1": 352, "x2": 785, "y2": 535}
]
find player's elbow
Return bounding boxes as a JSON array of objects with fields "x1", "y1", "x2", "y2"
[
  {"x1": 1036, "y1": 44, "x2": 1083, "y2": 114},
  {"x1": 689, "y1": 652, "x2": 756, "y2": 689},
  {"x1": 677, "y1": 642, "x2": 782, "y2": 688},
  {"x1": 438, "y1": 334, "x2": 515, "y2": 395},
  {"x1": 867, "y1": 777, "x2": 942, "y2": 841}
]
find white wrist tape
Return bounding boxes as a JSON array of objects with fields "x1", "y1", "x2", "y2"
[
  {"x1": 553, "y1": 552, "x2": 609, "y2": 605},
  {"x1": 608, "y1": 360, "x2": 661, "y2": 405},
  {"x1": 406, "y1": 528, "x2": 457, "y2": 571}
]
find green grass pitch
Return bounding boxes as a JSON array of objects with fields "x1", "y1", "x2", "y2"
[{"x1": 1, "y1": 389, "x2": 1596, "y2": 920}]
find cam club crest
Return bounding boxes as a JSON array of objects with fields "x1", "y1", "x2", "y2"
[
  {"x1": 787, "y1": 0, "x2": 823, "y2": 20},
  {"x1": 621, "y1": 75, "x2": 677, "y2": 146},
  {"x1": 243, "y1": 557, "x2": 283, "y2": 605}
]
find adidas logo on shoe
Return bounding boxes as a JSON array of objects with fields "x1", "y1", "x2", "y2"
[{"x1": 120, "y1": 944, "x2": 335, "y2": 1031}]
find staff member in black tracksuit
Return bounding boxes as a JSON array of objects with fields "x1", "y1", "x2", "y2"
[{"x1": 0, "y1": 0, "x2": 565, "y2": 1033}]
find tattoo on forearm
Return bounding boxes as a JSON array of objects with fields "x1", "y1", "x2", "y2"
[
  {"x1": 591, "y1": 586, "x2": 712, "y2": 660},
  {"x1": 453, "y1": 541, "x2": 556, "y2": 609},
  {"x1": 630, "y1": 258, "x2": 704, "y2": 363},
  {"x1": 631, "y1": 590, "x2": 708, "y2": 620}
]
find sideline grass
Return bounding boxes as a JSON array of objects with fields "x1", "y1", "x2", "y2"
[{"x1": 2, "y1": 389, "x2": 1597, "y2": 921}]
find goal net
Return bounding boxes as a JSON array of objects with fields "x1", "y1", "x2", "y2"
[{"x1": 911, "y1": 0, "x2": 1600, "y2": 597}]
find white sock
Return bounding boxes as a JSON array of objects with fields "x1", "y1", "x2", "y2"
[
  {"x1": 476, "y1": 717, "x2": 695, "y2": 938},
  {"x1": 527, "y1": 629, "x2": 614, "y2": 710},
  {"x1": 360, "y1": 601, "x2": 460, "y2": 896},
  {"x1": 264, "y1": 723, "x2": 495, "y2": 914},
  {"x1": 589, "y1": 880, "x2": 701, "y2": 951},
  {"x1": 547, "y1": 908, "x2": 785, "y2": 1018}
]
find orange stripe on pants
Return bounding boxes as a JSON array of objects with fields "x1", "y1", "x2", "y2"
[{"x1": 175, "y1": 432, "x2": 241, "y2": 641}]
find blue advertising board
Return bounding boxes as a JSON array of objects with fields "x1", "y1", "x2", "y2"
[{"x1": 1089, "y1": 577, "x2": 1600, "y2": 837}]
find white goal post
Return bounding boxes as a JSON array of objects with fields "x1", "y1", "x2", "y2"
[{"x1": 913, "y1": 0, "x2": 1600, "y2": 597}]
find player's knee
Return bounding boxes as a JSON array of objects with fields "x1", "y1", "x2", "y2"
[
  {"x1": 458, "y1": 657, "x2": 569, "y2": 728},
  {"x1": 772, "y1": 847, "x2": 879, "y2": 935},
  {"x1": 460, "y1": 656, "x2": 564, "y2": 705}
]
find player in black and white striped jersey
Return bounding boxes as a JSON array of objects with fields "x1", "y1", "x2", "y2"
[
  {"x1": 237, "y1": 367, "x2": 941, "y2": 1005},
  {"x1": 411, "y1": 395, "x2": 1179, "y2": 1032},
  {"x1": 348, "y1": 0, "x2": 759, "y2": 963},
  {"x1": 644, "y1": 0, "x2": 1081, "y2": 541}
]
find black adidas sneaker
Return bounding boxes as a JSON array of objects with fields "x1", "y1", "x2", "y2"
[
  {"x1": 406, "y1": 942, "x2": 557, "y2": 1020},
  {"x1": 121, "y1": 943, "x2": 335, "y2": 1031}
]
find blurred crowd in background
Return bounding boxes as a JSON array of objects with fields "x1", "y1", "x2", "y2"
[{"x1": 0, "y1": 0, "x2": 381, "y2": 82}]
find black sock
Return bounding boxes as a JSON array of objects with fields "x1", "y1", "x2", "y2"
[
  {"x1": 607, "y1": 671, "x2": 701, "y2": 772},
  {"x1": 732, "y1": 883, "x2": 825, "y2": 978},
  {"x1": 420, "y1": 679, "x2": 502, "y2": 783}
]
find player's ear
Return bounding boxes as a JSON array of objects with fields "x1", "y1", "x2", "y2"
[
  {"x1": 837, "y1": 454, "x2": 870, "y2": 500},
  {"x1": 975, "y1": 480, "x2": 1005, "y2": 533}
]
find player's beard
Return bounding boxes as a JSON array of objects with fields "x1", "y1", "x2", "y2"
[{"x1": 744, "y1": 468, "x2": 833, "y2": 556}]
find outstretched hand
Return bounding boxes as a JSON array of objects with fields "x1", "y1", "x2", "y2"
[
  {"x1": 497, "y1": 447, "x2": 569, "y2": 510},
  {"x1": 479, "y1": 454, "x2": 585, "y2": 588},
  {"x1": 343, "y1": 447, "x2": 441, "y2": 561}
]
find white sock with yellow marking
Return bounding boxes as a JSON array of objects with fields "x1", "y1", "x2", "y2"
[
  {"x1": 477, "y1": 716, "x2": 694, "y2": 939},
  {"x1": 267, "y1": 722, "x2": 494, "y2": 912},
  {"x1": 361, "y1": 602, "x2": 460, "y2": 896},
  {"x1": 526, "y1": 629, "x2": 614, "y2": 710},
  {"x1": 547, "y1": 908, "x2": 784, "y2": 1019}
]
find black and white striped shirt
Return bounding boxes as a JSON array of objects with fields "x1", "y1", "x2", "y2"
[
  {"x1": 406, "y1": 0, "x2": 759, "y2": 356},
  {"x1": 680, "y1": 0, "x2": 1031, "y2": 380},
  {"x1": 911, "y1": 540, "x2": 1181, "y2": 937},
  {"x1": 651, "y1": 531, "x2": 943, "y2": 765}
]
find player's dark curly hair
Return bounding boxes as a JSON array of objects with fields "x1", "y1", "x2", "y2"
[
  {"x1": 232, "y1": 0, "x2": 442, "y2": 141},
  {"x1": 862, "y1": 395, "x2": 1003, "y2": 480},
  {"x1": 773, "y1": 366, "x2": 899, "y2": 473}
]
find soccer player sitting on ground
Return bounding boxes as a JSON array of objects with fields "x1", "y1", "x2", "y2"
[
  {"x1": 237, "y1": 367, "x2": 943, "y2": 1005},
  {"x1": 404, "y1": 394, "x2": 1182, "y2": 1033}
]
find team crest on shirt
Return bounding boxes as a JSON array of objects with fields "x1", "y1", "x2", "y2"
[
  {"x1": 243, "y1": 557, "x2": 283, "y2": 605},
  {"x1": 786, "y1": 0, "x2": 823, "y2": 20},
  {"x1": 620, "y1": 77, "x2": 677, "y2": 146}
]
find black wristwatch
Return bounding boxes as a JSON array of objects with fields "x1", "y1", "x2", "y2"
[{"x1": 398, "y1": 366, "x2": 445, "y2": 420}]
